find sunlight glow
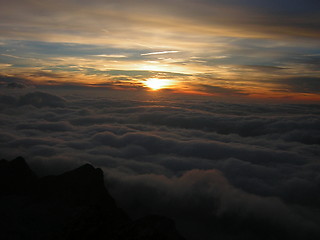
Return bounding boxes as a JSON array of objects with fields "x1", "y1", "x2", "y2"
[{"x1": 144, "y1": 78, "x2": 173, "y2": 90}]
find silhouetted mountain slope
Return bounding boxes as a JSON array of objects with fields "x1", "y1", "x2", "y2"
[
  {"x1": 117, "y1": 214, "x2": 186, "y2": 240},
  {"x1": 0, "y1": 157, "x2": 185, "y2": 240},
  {"x1": 0, "y1": 156, "x2": 37, "y2": 196}
]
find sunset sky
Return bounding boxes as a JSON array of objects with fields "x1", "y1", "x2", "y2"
[
  {"x1": 1, "y1": 1, "x2": 320, "y2": 239},
  {"x1": 1, "y1": 0, "x2": 320, "y2": 101}
]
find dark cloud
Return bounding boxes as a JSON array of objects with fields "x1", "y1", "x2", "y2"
[
  {"x1": 0, "y1": 74, "x2": 33, "y2": 88},
  {"x1": 29, "y1": 70, "x2": 67, "y2": 79},
  {"x1": 0, "y1": 89, "x2": 320, "y2": 239},
  {"x1": 6, "y1": 82, "x2": 26, "y2": 89},
  {"x1": 193, "y1": 84, "x2": 249, "y2": 95},
  {"x1": 1, "y1": 91, "x2": 67, "y2": 110},
  {"x1": 107, "y1": 168, "x2": 320, "y2": 240},
  {"x1": 1, "y1": 0, "x2": 319, "y2": 43},
  {"x1": 237, "y1": 65, "x2": 288, "y2": 72},
  {"x1": 278, "y1": 76, "x2": 320, "y2": 93},
  {"x1": 290, "y1": 54, "x2": 320, "y2": 71},
  {"x1": 0, "y1": 95, "x2": 17, "y2": 106},
  {"x1": 18, "y1": 91, "x2": 66, "y2": 108},
  {"x1": 16, "y1": 121, "x2": 73, "y2": 132}
]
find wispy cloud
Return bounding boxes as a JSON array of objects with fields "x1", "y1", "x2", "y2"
[
  {"x1": 93, "y1": 54, "x2": 127, "y2": 58},
  {"x1": 0, "y1": 0, "x2": 319, "y2": 101},
  {"x1": 0, "y1": 63, "x2": 12, "y2": 67},
  {"x1": 1, "y1": 54, "x2": 25, "y2": 59},
  {"x1": 141, "y1": 51, "x2": 180, "y2": 56}
]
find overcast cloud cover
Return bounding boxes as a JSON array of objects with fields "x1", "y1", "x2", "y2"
[{"x1": 0, "y1": 88, "x2": 320, "y2": 239}]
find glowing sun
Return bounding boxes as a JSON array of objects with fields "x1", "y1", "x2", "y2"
[{"x1": 144, "y1": 78, "x2": 173, "y2": 90}]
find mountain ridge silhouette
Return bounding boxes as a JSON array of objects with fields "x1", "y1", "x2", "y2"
[{"x1": 0, "y1": 157, "x2": 185, "y2": 240}]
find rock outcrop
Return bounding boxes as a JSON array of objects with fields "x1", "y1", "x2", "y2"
[{"x1": 0, "y1": 157, "x2": 185, "y2": 240}]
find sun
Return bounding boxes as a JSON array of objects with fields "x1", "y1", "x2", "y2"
[{"x1": 144, "y1": 78, "x2": 173, "y2": 90}]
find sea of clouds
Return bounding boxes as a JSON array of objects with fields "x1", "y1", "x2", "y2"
[{"x1": 1, "y1": 89, "x2": 320, "y2": 239}]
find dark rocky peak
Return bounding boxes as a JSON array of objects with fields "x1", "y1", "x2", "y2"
[
  {"x1": 0, "y1": 156, "x2": 34, "y2": 173},
  {"x1": 37, "y1": 163, "x2": 117, "y2": 207},
  {"x1": 0, "y1": 157, "x2": 186, "y2": 240},
  {"x1": 118, "y1": 214, "x2": 186, "y2": 240},
  {"x1": 0, "y1": 156, "x2": 37, "y2": 195},
  {"x1": 61, "y1": 163, "x2": 104, "y2": 184},
  {"x1": 10, "y1": 156, "x2": 34, "y2": 172}
]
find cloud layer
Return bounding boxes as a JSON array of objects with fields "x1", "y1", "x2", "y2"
[{"x1": 0, "y1": 89, "x2": 319, "y2": 239}]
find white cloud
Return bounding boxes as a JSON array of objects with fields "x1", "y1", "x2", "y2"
[
  {"x1": 141, "y1": 51, "x2": 180, "y2": 56},
  {"x1": 93, "y1": 54, "x2": 127, "y2": 58}
]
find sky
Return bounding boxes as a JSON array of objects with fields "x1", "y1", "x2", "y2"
[
  {"x1": 0, "y1": 0, "x2": 320, "y2": 101},
  {"x1": 1, "y1": 1, "x2": 320, "y2": 240}
]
